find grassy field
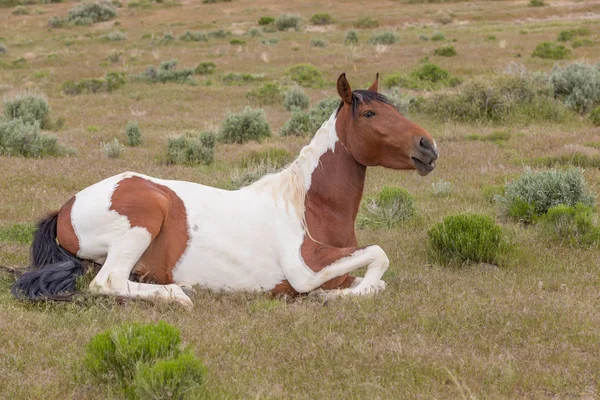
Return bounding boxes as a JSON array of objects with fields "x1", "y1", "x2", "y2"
[{"x1": 1, "y1": 0, "x2": 600, "y2": 398}]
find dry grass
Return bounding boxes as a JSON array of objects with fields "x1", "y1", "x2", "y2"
[{"x1": 1, "y1": 0, "x2": 600, "y2": 398}]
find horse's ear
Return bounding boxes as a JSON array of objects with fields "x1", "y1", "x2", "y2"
[
  {"x1": 368, "y1": 73, "x2": 379, "y2": 93},
  {"x1": 337, "y1": 73, "x2": 353, "y2": 105}
]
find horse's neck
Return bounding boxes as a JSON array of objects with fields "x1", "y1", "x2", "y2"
[{"x1": 295, "y1": 115, "x2": 367, "y2": 247}]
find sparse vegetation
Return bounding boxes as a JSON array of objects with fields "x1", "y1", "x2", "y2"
[
  {"x1": 428, "y1": 213, "x2": 508, "y2": 267},
  {"x1": 245, "y1": 82, "x2": 282, "y2": 105},
  {"x1": 230, "y1": 38, "x2": 246, "y2": 45},
  {"x1": 357, "y1": 186, "x2": 415, "y2": 229},
  {"x1": 368, "y1": 31, "x2": 399, "y2": 45},
  {"x1": 274, "y1": 14, "x2": 302, "y2": 31},
  {"x1": 310, "y1": 13, "x2": 333, "y2": 25},
  {"x1": 539, "y1": 204, "x2": 600, "y2": 247},
  {"x1": 67, "y1": 1, "x2": 117, "y2": 25},
  {"x1": 431, "y1": 31, "x2": 445, "y2": 41},
  {"x1": 63, "y1": 72, "x2": 126, "y2": 94},
  {"x1": 532, "y1": 42, "x2": 571, "y2": 60},
  {"x1": 105, "y1": 30, "x2": 126, "y2": 41},
  {"x1": 432, "y1": 179, "x2": 452, "y2": 197},
  {"x1": 285, "y1": 64, "x2": 325, "y2": 88},
  {"x1": 528, "y1": 0, "x2": 545, "y2": 7},
  {"x1": 496, "y1": 168, "x2": 595, "y2": 223},
  {"x1": 240, "y1": 147, "x2": 291, "y2": 169},
  {"x1": 134, "y1": 60, "x2": 194, "y2": 85},
  {"x1": 311, "y1": 39, "x2": 326, "y2": 48},
  {"x1": 178, "y1": 31, "x2": 208, "y2": 42},
  {"x1": 591, "y1": 106, "x2": 600, "y2": 126},
  {"x1": 280, "y1": 110, "x2": 310, "y2": 137},
  {"x1": 194, "y1": 61, "x2": 216, "y2": 75},
  {"x1": 465, "y1": 130, "x2": 510, "y2": 144},
  {"x1": 218, "y1": 107, "x2": 271, "y2": 144},
  {"x1": 344, "y1": 30, "x2": 358, "y2": 45},
  {"x1": 355, "y1": 16, "x2": 378, "y2": 29},
  {"x1": 230, "y1": 159, "x2": 280, "y2": 188},
  {"x1": 222, "y1": 72, "x2": 264, "y2": 85},
  {"x1": 101, "y1": 138, "x2": 123, "y2": 158}
]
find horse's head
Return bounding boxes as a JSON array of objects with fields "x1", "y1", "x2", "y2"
[{"x1": 335, "y1": 73, "x2": 438, "y2": 176}]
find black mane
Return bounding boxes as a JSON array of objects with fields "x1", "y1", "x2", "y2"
[{"x1": 335, "y1": 90, "x2": 393, "y2": 118}]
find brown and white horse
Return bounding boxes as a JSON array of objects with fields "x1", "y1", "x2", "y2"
[{"x1": 12, "y1": 73, "x2": 438, "y2": 307}]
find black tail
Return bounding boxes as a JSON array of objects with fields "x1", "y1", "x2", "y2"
[{"x1": 11, "y1": 213, "x2": 85, "y2": 301}]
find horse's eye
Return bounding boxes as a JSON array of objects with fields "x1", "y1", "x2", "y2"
[{"x1": 364, "y1": 110, "x2": 376, "y2": 118}]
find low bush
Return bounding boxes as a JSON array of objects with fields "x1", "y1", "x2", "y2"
[
  {"x1": 529, "y1": 0, "x2": 545, "y2": 6},
  {"x1": 222, "y1": 72, "x2": 264, "y2": 85},
  {"x1": 63, "y1": 72, "x2": 126, "y2": 94},
  {"x1": 355, "y1": 16, "x2": 378, "y2": 29},
  {"x1": 285, "y1": 64, "x2": 325, "y2": 88},
  {"x1": 132, "y1": 353, "x2": 207, "y2": 399},
  {"x1": 12, "y1": 5, "x2": 28, "y2": 14},
  {"x1": 550, "y1": 62, "x2": 600, "y2": 113},
  {"x1": 283, "y1": 85, "x2": 309, "y2": 111},
  {"x1": 218, "y1": 107, "x2": 271, "y2": 144},
  {"x1": 3, "y1": 92, "x2": 50, "y2": 128},
  {"x1": 178, "y1": 31, "x2": 207, "y2": 42},
  {"x1": 539, "y1": 204, "x2": 600, "y2": 247},
  {"x1": 258, "y1": 16, "x2": 274, "y2": 26},
  {"x1": 532, "y1": 42, "x2": 571, "y2": 60},
  {"x1": 383, "y1": 63, "x2": 460, "y2": 91},
  {"x1": 311, "y1": 39, "x2": 325, "y2": 48},
  {"x1": 48, "y1": 16, "x2": 65, "y2": 28},
  {"x1": 134, "y1": 60, "x2": 194, "y2": 84},
  {"x1": 166, "y1": 131, "x2": 215, "y2": 165},
  {"x1": 495, "y1": 168, "x2": 595, "y2": 223},
  {"x1": 357, "y1": 186, "x2": 415, "y2": 229},
  {"x1": 428, "y1": 213, "x2": 507, "y2": 267},
  {"x1": 308, "y1": 97, "x2": 339, "y2": 133},
  {"x1": 274, "y1": 14, "x2": 302, "y2": 31},
  {"x1": 245, "y1": 28, "x2": 263, "y2": 37},
  {"x1": 101, "y1": 138, "x2": 123, "y2": 158},
  {"x1": 344, "y1": 30, "x2": 359, "y2": 45},
  {"x1": 245, "y1": 82, "x2": 282, "y2": 106},
  {"x1": 230, "y1": 38, "x2": 246, "y2": 45},
  {"x1": 368, "y1": 31, "x2": 399, "y2": 45},
  {"x1": 280, "y1": 110, "x2": 310, "y2": 137},
  {"x1": 557, "y1": 29, "x2": 588, "y2": 42},
  {"x1": 591, "y1": 106, "x2": 600, "y2": 126},
  {"x1": 310, "y1": 12, "x2": 332, "y2": 25},
  {"x1": 384, "y1": 88, "x2": 420, "y2": 115},
  {"x1": 431, "y1": 31, "x2": 445, "y2": 41},
  {"x1": 124, "y1": 121, "x2": 142, "y2": 146},
  {"x1": 67, "y1": 1, "x2": 117, "y2": 25},
  {"x1": 0, "y1": 118, "x2": 67, "y2": 157},
  {"x1": 105, "y1": 30, "x2": 126, "y2": 41},
  {"x1": 207, "y1": 29, "x2": 231, "y2": 39},
  {"x1": 572, "y1": 38, "x2": 594, "y2": 48},
  {"x1": 195, "y1": 61, "x2": 216, "y2": 75},
  {"x1": 240, "y1": 147, "x2": 291, "y2": 169},
  {"x1": 434, "y1": 44, "x2": 456, "y2": 57}
]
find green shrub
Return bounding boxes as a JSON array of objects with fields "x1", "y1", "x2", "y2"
[
  {"x1": 344, "y1": 30, "x2": 359, "y2": 45},
  {"x1": 357, "y1": 186, "x2": 415, "y2": 229},
  {"x1": 383, "y1": 63, "x2": 459, "y2": 91},
  {"x1": 368, "y1": 31, "x2": 399, "y2": 45},
  {"x1": 63, "y1": 72, "x2": 126, "y2": 95},
  {"x1": 572, "y1": 38, "x2": 594, "y2": 48},
  {"x1": 423, "y1": 75, "x2": 568, "y2": 123},
  {"x1": 311, "y1": 39, "x2": 325, "y2": 48},
  {"x1": 532, "y1": 42, "x2": 571, "y2": 60},
  {"x1": 240, "y1": 147, "x2": 291, "y2": 168},
  {"x1": 222, "y1": 72, "x2": 264, "y2": 85},
  {"x1": 533, "y1": 152, "x2": 600, "y2": 169},
  {"x1": 528, "y1": 0, "x2": 545, "y2": 6},
  {"x1": 48, "y1": 16, "x2": 65, "y2": 28},
  {"x1": 431, "y1": 31, "x2": 445, "y2": 41},
  {"x1": 550, "y1": 62, "x2": 600, "y2": 113},
  {"x1": 218, "y1": 107, "x2": 271, "y2": 144},
  {"x1": 496, "y1": 168, "x2": 595, "y2": 223},
  {"x1": 194, "y1": 61, "x2": 216, "y2": 75},
  {"x1": 307, "y1": 97, "x2": 339, "y2": 133},
  {"x1": 384, "y1": 88, "x2": 420, "y2": 115},
  {"x1": 67, "y1": 1, "x2": 117, "y2": 25},
  {"x1": 557, "y1": 30, "x2": 574, "y2": 42},
  {"x1": 3, "y1": 92, "x2": 50, "y2": 128},
  {"x1": 101, "y1": 138, "x2": 123, "y2": 158},
  {"x1": 285, "y1": 64, "x2": 325, "y2": 88},
  {"x1": 465, "y1": 130, "x2": 510, "y2": 144},
  {"x1": 245, "y1": 82, "x2": 282, "y2": 105},
  {"x1": 355, "y1": 16, "x2": 378, "y2": 29},
  {"x1": 124, "y1": 121, "x2": 142, "y2": 147},
  {"x1": 134, "y1": 60, "x2": 194, "y2": 84},
  {"x1": 434, "y1": 44, "x2": 456, "y2": 57},
  {"x1": 0, "y1": 223, "x2": 35, "y2": 245},
  {"x1": 132, "y1": 353, "x2": 207, "y2": 400},
  {"x1": 85, "y1": 321, "x2": 182, "y2": 384},
  {"x1": 274, "y1": 14, "x2": 301, "y2": 31},
  {"x1": 280, "y1": 110, "x2": 310, "y2": 137},
  {"x1": 539, "y1": 204, "x2": 600, "y2": 247},
  {"x1": 310, "y1": 12, "x2": 332, "y2": 25},
  {"x1": 166, "y1": 131, "x2": 215, "y2": 165},
  {"x1": 178, "y1": 31, "x2": 207, "y2": 42},
  {"x1": 283, "y1": 85, "x2": 309, "y2": 111},
  {"x1": 591, "y1": 106, "x2": 600, "y2": 126},
  {"x1": 412, "y1": 62, "x2": 450, "y2": 83},
  {"x1": 258, "y1": 16, "x2": 274, "y2": 26},
  {"x1": 428, "y1": 213, "x2": 507, "y2": 267},
  {"x1": 230, "y1": 38, "x2": 246, "y2": 45},
  {"x1": 0, "y1": 118, "x2": 66, "y2": 157}
]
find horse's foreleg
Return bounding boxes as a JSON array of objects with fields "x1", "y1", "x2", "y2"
[
  {"x1": 286, "y1": 244, "x2": 389, "y2": 295},
  {"x1": 88, "y1": 227, "x2": 192, "y2": 308}
]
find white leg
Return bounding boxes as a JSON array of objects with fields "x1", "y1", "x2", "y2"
[
  {"x1": 285, "y1": 245, "x2": 389, "y2": 295},
  {"x1": 89, "y1": 227, "x2": 192, "y2": 308}
]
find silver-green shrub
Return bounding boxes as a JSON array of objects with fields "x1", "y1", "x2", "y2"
[
  {"x1": 218, "y1": 107, "x2": 271, "y2": 144},
  {"x1": 166, "y1": 131, "x2": 215, "y2": 165},
  {"x1": 67, "y1": 1, "x2": 117, "y2": 25},
  {"x1": 101, "y1": 138, "x2": 123, "y2": 158},
  {"x1": 124, "y1": 121, "x2": 142, "y2": 147},
  {"x1": 496, "y1": 168, "x2": 595, "y2": 223},
  {"x1": 3, "y1": 92, "x2": 50, "y2": 128},
  {"x1": 550, "y1": 62, "x2": 600, "y2": 113},
  {"x1": 0, "y1": 118, "x2": 65, "y2": 157},
  {"x1": 283, "y1": 85, "x2": 309, "y2": 111}
]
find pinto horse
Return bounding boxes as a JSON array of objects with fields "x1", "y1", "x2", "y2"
[{"x1": 11, "y1": 73, "x2": 438, "y2": 307}]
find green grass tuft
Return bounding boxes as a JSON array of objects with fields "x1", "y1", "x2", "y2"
[
  {"x1": 0, "y1": 223, "x2": 35, "y2": 244},
  {"x1": 539, "y1": 204, "x2": 600, "y2": 248},
  {"x1": 532, "y1": 42, "x2": 571, "y2": 60},
  {"x1": 357, "y1": 186, "x2": 415, "y2": 229}
]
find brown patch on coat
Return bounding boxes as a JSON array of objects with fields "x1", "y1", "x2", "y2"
[
  {"x1": 109, "y1": 176, "x2": 189, "y2": 284},
  {"x1": 56, "y1": 196, "x2": 80, "y2": 255}
]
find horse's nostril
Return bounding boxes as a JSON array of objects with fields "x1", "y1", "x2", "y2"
[{"x1": 419, "y1": 137, "x2": 431, "y2": 150}]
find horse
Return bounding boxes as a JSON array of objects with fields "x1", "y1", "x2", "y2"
[{"x1": 11, "y1": 73, "x2": 438, "y2": 307}]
